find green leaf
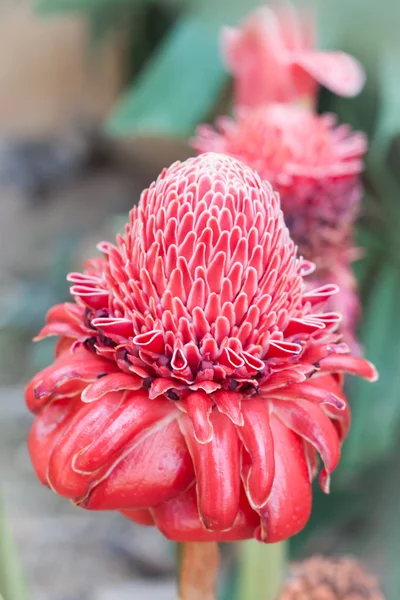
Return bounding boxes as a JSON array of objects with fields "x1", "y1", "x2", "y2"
[
  {"x1": 290, "y1": 484, "x2": 368, "y2": 556},
  {"x1": 0, "y1": 498, "x2": 28, "y2": 600},
  {"x1": 372, "y1": 50, "x2": 400, "y2": 148},
  {"x1": 378, "y1": 456, "x2": 400, "y2": 599},
  {"x1": 318, "y1": 20, "x2": 400, "y2": 472},
  {"x1": 105, "y1": 14, "x2": 226, "y2": 137},
  {"x1": 341, "y1": 261, "x2": 400, "y2": 472},
  {"x1": 35, "y1": 0, "x2": 151, "y2": 14},
  {"x1": 105, "y1": 0, "x2": 261, "y2": 138}
]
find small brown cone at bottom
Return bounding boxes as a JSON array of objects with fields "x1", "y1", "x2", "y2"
[
  {"x1": 179, "y1": 542, "x2": 220, "y2": 600},
  {"x1": 279, "y1": 555, "x2": 385, "y2": 600}
]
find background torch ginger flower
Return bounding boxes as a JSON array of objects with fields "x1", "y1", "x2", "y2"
[
  {"x1": 221, "y1": 2, "x2": 366, "y2": 108},
  {"x1": 279, "y1": 555, "x2": 385, "y2": 599},
  {"x1": 193, "y1": 105, "x2": 367, "y2": 351},
  {"x1": 25, "y1": 153, "x2": 376, "y2": 544}
]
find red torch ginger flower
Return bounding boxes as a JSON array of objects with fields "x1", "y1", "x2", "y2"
[
  {"x1": 222, "y1": 3, "x2": 365, "y2": 108},
  {"x1": 193, "y1": 106, "x2": 367, "y2": 350},
  {"x1": 26, "y1": 153, "x2": 376, "y2": 543}
]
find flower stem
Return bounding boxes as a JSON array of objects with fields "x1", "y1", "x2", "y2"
[
  {"x1": 178, "y1": 542, "x2": 220, "y2": 600},
  {"x1": 0, "y1": 497, "x2": 28, "y2": 600},
  {"x1": 236, "y1": 540, "x2": 287, "y2": 600}
]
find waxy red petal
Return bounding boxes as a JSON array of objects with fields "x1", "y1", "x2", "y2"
[
  {"x1": 46, "y1": 392, "x2": 174, "y2": 500},
  {"x1": 256, "y1": 415, "x2": 312, "y2": 543},
  {"x1": 214, "y1": 390, "x2": 244, "y2": 426},
  {"x1": 34, "y1": 303, "x2": 85, "y2": 341},
  {"x1": 273, "y1": 398, "x2": 340, "y2": 493},
  {"x1": 34, "y1": 321, "x2": 82, "y2": 341},
  {"x1": 180, "y1": 411, "x2": 241, "y2": 531},
  {"x1": 28, "y1": 398, "x2": 81, "y2": 486},
  {"x1": 238, "y1": 399, "x2": 275, "y2": 509},
  {"x1": 25, "y1": 349, "x2": 118, "y2": 412},
  {"x1": 72, "y1": 393, "x2": 173, "y2": 473},
  {"x1": 313, "y1": 375, "x2": 350, "y2": 441},
  {"x1": 84, "y1": 417, "x2": 194, "y2": 510},
  {"x1": 81, "y1": 373, "x2": 143, "y2": 403},
  {"x1": 319, "y1": 354, "x2": 378, "y2": 381},
  {"x1": 273, "y1": 381, "x2": 346, "y2": 410},
  {"x1": 183, "y1": 391, "x2": 214, "y2": 444},
  {"x1": 120, "y1": 508, "x2": 154, "y2": 526},
  {"x1": 151, "y1": 486, "x2": 259, "y2": 542}
]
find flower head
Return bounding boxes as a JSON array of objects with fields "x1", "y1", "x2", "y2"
[
  {"x1": 222, "y1": 3, "x2": 365, "y2": 108},
  {"x1": 193, "y1": 106, "x2": 367, "y2": 349},
  {"x1": 26, "y1": 153, "x2": 376, "y2": 543},
  {"x1": 279, "y1": 555, "x2": 385, "y2": 599}
]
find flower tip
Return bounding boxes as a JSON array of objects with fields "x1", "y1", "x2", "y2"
[
  {"x1": 234, "y1": 414, "x2": 245, "y2": 427},
  {"x1": 354, "y1": 358, "x2": 379, "y2": 382},
  {"x1": 295, "y1": 51, "x2": 366, "y2": 99},
  {"x1": 198, "y1": 499, "x2": 238, "y2": 533},
  {"x1": 254, "y1": 522, "x2": 268, "y2": 543},
  {"x1": 299, "y1": 259, "x2": 316, "y2": 277},
  {"x1": 325, "y1": 393, "x2": 346, "y2": 411},
  {"x1": 32, "y1": 325, "x2": 55, "y2": 342},
  {"x1": 193, "y1": 428, "x2": 214, "y2": 445},
  {"x1": 184, "y1": 392, "x2": 214, "y2": 444},
  {"x1": 220, "y1": 25, "x2": 239, "y2": 68},
  {"x1": 214, "y1": 391, "x2": 244, "y2": 427},
  {"x1": 336, "y1": 52, "x2": 367, "y2": 97},
  {"x1": 33, "y1": 383, "x2": 47, "y2": 400},
  {"x1": 366, "y1": 361, "x2": 379, "y2": 383},
  {"x1": 96, "y1": 241, "x2": 111, "y2": 254},
  {"x1": 246, "y1": 487, "x2": 272, "y2": 511},
  {"x1": 319, "y1": 469, "x2": 331, "y2": 494},
  {"x1": 80, "y1": 388, "x2": 97, "y2": 403},
  {"x1": 332, "y1": 342, "x2": 350, "y2": 355}
]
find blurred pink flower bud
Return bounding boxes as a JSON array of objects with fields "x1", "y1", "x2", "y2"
[
  {"x1": 221, "y1": 3, "x2": 365, "y2": 108},
  {"x1": 193, "y1": 106, "x2": 367, "y2": 350}
]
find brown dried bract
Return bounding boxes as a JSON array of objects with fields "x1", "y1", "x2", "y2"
[{"x1": 279, "y1": 555, "x2": 385, "y2": 600}]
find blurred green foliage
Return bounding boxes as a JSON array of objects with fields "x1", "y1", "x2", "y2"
[
  {"x1": 0, "y1": 499, "x2": 27, "y2": 600},
  {"x1": 36, "y1": 0, "x2": 261, "y2": 137},
  {"x1": 321, "y1": 57, "x2": 400, "y2": 478},
  {"x1": 106, "y1": 15, "x2": 225, "y2": 137}
]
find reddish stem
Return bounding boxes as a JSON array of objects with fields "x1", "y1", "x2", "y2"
[{"x1": 179, "y1": 542, "x2": 220, "y2": 600}]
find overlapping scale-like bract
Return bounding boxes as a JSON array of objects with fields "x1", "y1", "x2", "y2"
[{"x1": 26, "y1": 153, "x2": 376, "y2": 543}]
